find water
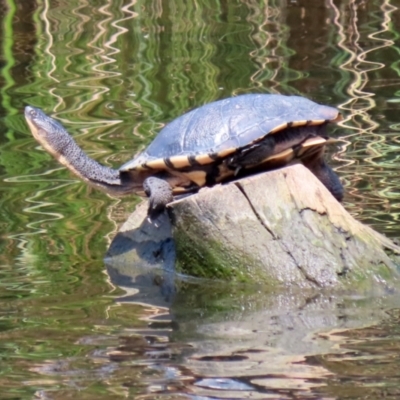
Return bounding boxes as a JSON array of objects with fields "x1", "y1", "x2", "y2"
[{"x1": 2, "y1": 0, "x2": 400, "y2": 398}]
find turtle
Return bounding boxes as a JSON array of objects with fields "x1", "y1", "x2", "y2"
[{"x1": 24, "y1": 94, "x2": 343, "y2": 219}]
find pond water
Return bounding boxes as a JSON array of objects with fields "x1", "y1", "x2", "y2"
[{"x1": 2, "y1": 0, "x2": 400, "y2": 398}]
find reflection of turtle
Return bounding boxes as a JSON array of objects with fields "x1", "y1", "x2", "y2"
[{"x1": 25, "y1": 94, "x2": 343, "y2": 219}]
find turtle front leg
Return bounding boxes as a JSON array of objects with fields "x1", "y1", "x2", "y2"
[{"x1": 143, "y1": 175, "x2": 174, "y2": 220}]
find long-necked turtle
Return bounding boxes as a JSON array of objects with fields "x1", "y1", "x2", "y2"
[{"x1": 25, "y1": 94, "x2": 343, "y2": 219}]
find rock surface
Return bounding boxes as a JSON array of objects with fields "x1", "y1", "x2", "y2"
[
  {"x1": 105, "y1": 201, "x2": 176, "y2": 305},
  {"x1": 106, "y1": 164, "x2": 400, "y2": 289}
]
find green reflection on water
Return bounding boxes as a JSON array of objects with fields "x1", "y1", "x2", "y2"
[
  {"x1": 1, "y1": 0, "x2": 400, "y2": 398},
  {"x1": 1, "y1": 0, "x2": 17, "y2": 138}
]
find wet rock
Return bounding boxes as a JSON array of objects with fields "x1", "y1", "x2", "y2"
[
  {"x1": 106, "y1": 165, "x2": 400, "y2": 289},
  {"x1": 105, "y1": 201, "x2": 176, "y2": 305}
]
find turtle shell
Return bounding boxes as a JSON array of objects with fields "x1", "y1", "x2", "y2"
[{"x1": 120, "y1": 94, "x2": 340, "y2": 190}]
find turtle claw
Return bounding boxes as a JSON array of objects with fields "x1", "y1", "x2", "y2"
[
  {"x1": 234, "y1": 166, "x2": 242, "y2": 176},
  {"x1": 147, "y1": 202, "x2": 164, "y2": 225},
  {"x1": 147, "y1": 215, "x2": 160, "y2": 228}
]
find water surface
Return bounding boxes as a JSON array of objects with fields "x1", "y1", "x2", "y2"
[{"x1": 2, "y1": 0, "x2": 400, "y2": 398}]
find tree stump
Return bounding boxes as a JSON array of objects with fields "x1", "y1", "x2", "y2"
[{"x1": 106, "y1": 165, "x2": 400, "y2": 289}]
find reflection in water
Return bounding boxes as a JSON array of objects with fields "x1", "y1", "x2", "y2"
[
  {"x1": 168, "y1": 283, "x2": 400, "y2": 399},
  {"x1": 1, "y1": 0, "x2": 400, "y2": 399},
  {"x1": 3, "y1": 271, "x2": 399, "y2": 399},
  {"x1": 328, "y1": 0, "x2": 400, "y2": 236}
]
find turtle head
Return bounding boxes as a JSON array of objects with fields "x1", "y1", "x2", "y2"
[
  {"x1": 25, "y1": 106, "x2": 74, "y2": 159},
  {"x1": 24, "y1": 106, "x2": 137, "y2": 194}
]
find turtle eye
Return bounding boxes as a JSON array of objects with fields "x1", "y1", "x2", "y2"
[{"x1": 30, "y1": 109, "x2": 37, "y2": 118}]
